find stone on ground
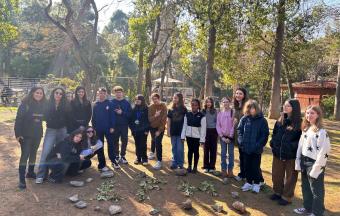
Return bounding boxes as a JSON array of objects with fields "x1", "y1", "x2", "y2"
[
  {"x1": 232, "y1": 201, "x2": 246, "y2": 214},
  {"x1": 211, "y1": 203, "x2": 223, "y2": 213},
  {"x1": 182, "y1": 199, "x2": 192, "y2": 210},
  {"x1": 86, "y1": 177, "x2": 93, "y2": 183},
  {"x1": 109, "y1": 205, "x2": 122, "y2": 215},
  {"x1": 231, "y1": 191, "x2": 239, "y2": 199},
  {"x1": 175, "y1": 168, "x2": 187, "y2": 176},
  {"x1": 68, "y1": 194, "x2": 79, "y2": 203},
  {"x1": 101, "y1": 171, "x2": 114, "y2": 179},
  {"x1": 69, "y1": 181, "x2": 85, "y2": 187},
  {"x1": 74, "y1": 201, "x2": 87, "y2": 209},
  {"x1": 149, "y1": 208, "x2": 160, "y2": 215}
]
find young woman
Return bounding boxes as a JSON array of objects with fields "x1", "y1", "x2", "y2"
[
  {"x1": 14, "y1": 87, "x2": 47, "y2": 189},
  {"x1": 202, "y1": 97, "x2": 218, "y2": 173},
  {"x1": 233, "y1": 87, "x2": 248, "y2": 181},
  {"x1": 167, "y1": 92, "x2": 187, "y2": 169},
  {"x1": 68, "y1": 86, "x2": 92, "y2": 133},
  {"x1": 81, "y1": 126, "x2": 109, "y2": 172},
  {"x1": 216, "y1": 97, "x2": 235, "y2": 178},
  {"x1": 270, "y1": 99, "x2": 302, "y2": 205},
  {"x1": 181, "y1": 99, "x2": 206, "y2": 174},
  {"x1": 237, "y1": 100, "x2": 269, "y2": 193},
  {"x1": 45, "y1": 129, "x2": 91, "y2": 183},
  {"x1": 148, "y1": 93, "x2": 167, "y2": 170},
  {"x1": 129, "y1": 95, "x2": 150, "y2": 165},
  {"x1": 294, "y1": 106, "x2": 331, "y2": 216},
  {"x1": 36, "y1": 87, "x2": 70, "y2": 184}
]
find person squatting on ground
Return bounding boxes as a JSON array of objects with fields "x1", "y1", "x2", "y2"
[
  {"x1": 15, "y1": 87, "x2": 47, "y2": 189},
  {"x1": 216, "y1": 97, "x2": 235, "y2": 179},
  {"x1": 294, "y1": 105, "x2": 331, "y2": 216},
  {"x1": 270, "y1": 99, "x2": 302, "y2": 206},
  {"x1": 111, "y1": 86, "x2": 131, "y2": 165},
  {"x1": 36, "y1": 87, "x2": 69, "y2": 184},
  {"x1": 167, "y1": 92, "x2": 187, "y2": 170},
  {"x1": 237, "y1": 100, "x2": 269, "y2": 194},
  {"x1": 181, "y1": 98, "x2": 207, "y2": 174},
  {"x1": 129, "y1": 94, "x2": 150, "y2": 165},
  {"x1": 202, "y1": 97, "x2": 218, "y2": 173},
  {"x1": 148, "y1": 93, "x2": 167, "y2": 170}
]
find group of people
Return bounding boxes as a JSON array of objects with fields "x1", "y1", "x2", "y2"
[{"x1": 14, "y1": 85, "x2": 330, "y2": 216}]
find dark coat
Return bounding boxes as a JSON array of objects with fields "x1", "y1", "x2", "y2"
[
  {"x1": 237, "y1": 113, "x2": 269, "y2": 154},
  {"x1": 45, "y1": 102, "x2": 70, "y2": 129},
  {"x1": 111, "y1": 99, "x2": 131, "y2": 127},
  {"x1": 129, "y1": 106, "x2": 149, "y2": 135},
  {"x1": 14, "y1": 101, "x2": 45, "y2": 138},
  {"x1": 270, "y1": 118, "x2": 302, "y2": 160},
  {"x1": 47, "y1": 138, "x2": 83, "y2": 164},
  {"x1": 92, "y1": 99, "x2": 115, "y2": 132},
  {"x1": 68, "y1": 99, "x2": 92, "y2": 133}
]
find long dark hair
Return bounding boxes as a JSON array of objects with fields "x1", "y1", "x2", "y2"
[
  {"x1": 191, "y1": 98, "x2": 201, "y2": 111},
  {"x1": 84, "y1": 126, "x2": 98, "y2": 146},
  {"x1": 73, "y1": 86, "x2": 89, "y2": 106},
  {"x1": 171, "y1": 92, "x2": 185, "y2": 109},
  {"x1": 68, "y1": 128, "x2": 84, "y2": 143},
  {"x1": 22, "y1": 86, "x2": 47, "y2": 106},
  {"x1": 279, "y1": 99, "x2": 301, "y2": 130},
  {"x1": 135, "y1": 94, "x2": 148, "y2": 109},
  {"x1": 233, "y1": 87, "x2": 248, "y2": 110},
  {"x1": 48, "y1": 87, "x2": 68, "y2": 111},
  {"x1": 203, "y1": 97, "x2": 216, "y2": 114}
]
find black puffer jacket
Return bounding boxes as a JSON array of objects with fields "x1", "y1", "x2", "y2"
[{"x1": 270, "y1": 118, "x2": 302, "y2": 160}]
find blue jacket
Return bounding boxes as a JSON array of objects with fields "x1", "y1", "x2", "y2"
[
  {"x1": 129, "y1": 105, "x2": 149, "y2": 135},
  {"x1": 237, "y1": 113, "x2": 269, "y2": 154},
  {"x1": 92, "y1": 100, "x2": 115, "y2": 132},
  {"x1": 111, "y1": 98, "x2": 131, "y2": 127}
]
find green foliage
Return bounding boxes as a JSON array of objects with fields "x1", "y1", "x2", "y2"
[
  {"x1": 135, "y1": 172, "x2": 167, "y2": 202},
  {"x1": 96, "y1": 179, "x2": 121, "y2": 202},
  {"x1": 321, "y1": 96, "x2": 335, "y2": 119},
  {"x1": 177, "y1": 181, "x2": 197, "y2": 197},
  {"x1": 0, "y1": 0, "x2": 19, "y2": 45},
  {"x1": 44, "y1": 74, "x2": 80, "y2": 92}
]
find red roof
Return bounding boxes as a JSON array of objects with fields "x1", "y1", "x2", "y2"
[{"x1": 281, "y1": 81, "x2": 336, "y2": 90}]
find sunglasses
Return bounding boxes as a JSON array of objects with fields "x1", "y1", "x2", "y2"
[
  {"x1": 86, "y1": 130, "x2": 94, "y2": 133},
  {"x1": 55, "y1": 91, "x2": 63, "y2": 96}
]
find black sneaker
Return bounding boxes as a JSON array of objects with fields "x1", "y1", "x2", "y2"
[
  {"x1": 278, "y1": 198, "x2": 291, "y2": 206},
  {"x1": 192, "y1": 167, "x2": 197, "y2": 174},
  {"x1": 270, "y1": 194, "x2": 281, "y2": 201},
  {"x1": 187, "y1": 167, "x2": 192, "y2": 173},
  {"x1": 26, "y1": 172, "x2": 37, "y2": 179},
  {"x1": 112, "y1": 161, "x2": 121, "y2": 169},
  {"x1": 115, "y1": 156, "x2": 120, "y2": 164},
  {"x1": 120, "y1": 156, "x2": 128, "y2": 164}
]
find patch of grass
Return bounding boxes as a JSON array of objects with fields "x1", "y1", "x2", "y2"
[{"x1": 96, "y1": 179, "x2": 122, "y2": 202}]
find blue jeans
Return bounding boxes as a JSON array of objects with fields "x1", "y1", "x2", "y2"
[
  {"x1": 171, "y1": 136, "x2": 184, "y2": 168},
  {"x1": 220, "y1": 138, "x2": 234, "y2": 171},
  {"x1": 37, "y1": 127, "x2": 67, "y2": 179}
]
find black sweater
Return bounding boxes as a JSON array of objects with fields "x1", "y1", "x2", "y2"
[
  {"x1": 14, "y1": 101, "x2": 45, "y2": 138},
  {"x1": 129, "y1": 106, "x2": 149, "y2": 135},
  {"x1": 45, "y1": 102, "x2": 70, "y2": 129},
  {"x1": 69, "y1": 99, "x2": 92, "y2": 132},
  {"x1": 270, "y1": 118, "x2": 302, "y2": 160},
  {"x1": 47, "y1": 138, "x2": 83, "y2": 164}
]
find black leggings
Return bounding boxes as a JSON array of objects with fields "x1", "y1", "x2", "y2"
[
  {"x1": 244, "y1": 153, "x2": 262, "y2": 184},
  {"x1": 19, "y1": 137, "x2": 41, "y2": 171},
  {"x1": 187, "y1": 137, "x2": 200, "y2": 168},
  {"x1": 133, "y1": 132, "x2": 148, "y2": 162}
]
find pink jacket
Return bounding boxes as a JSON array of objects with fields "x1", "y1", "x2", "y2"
[{"x1": 216, "y1": 109, "x2": 234, "y2": 138}]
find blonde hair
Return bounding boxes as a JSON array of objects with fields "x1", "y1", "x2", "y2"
[
  {"x1": 243, "y1": 99, "x2": 261, "y2": 116},
  {"x1": 302, "y1": 105, "x2": 324, "y2": 132}
]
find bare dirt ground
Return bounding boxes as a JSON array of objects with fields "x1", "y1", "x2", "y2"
[{"x1": 0, "y1": 108, "x2": 339, "y2": 216}]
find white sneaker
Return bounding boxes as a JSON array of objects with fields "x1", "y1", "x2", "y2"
[
  {"x1": 153, "y1": 161, "x2": 162, "y2": 170},
  {"x1": 252, "y1": 184, "x2": 260, "y2": 193},
  {"x1": 209, "y1": 169, "x2": 215, "y2": 173},
  {"x1": 148, "y1": 152, "x2": 155, "y2": 160},
  {"x1": 234, "y1": 176, "x2": 243, "y2": 182},
  {"x1": 120, "y1": 156, "x2": 128, "y2": 164},
  {"x1": 293, "y1": 207, "x2": 309, "y2": 215},
  {"x1": 35, "y1": 178, "x2": 43, "y2": 184},
  {"x1": 204, "y1": 169, "x2": 209, "y2": 173},
  {"x1": 100, "y1": 166, "x2": 110, "y2": 172},
  {"x1": 241, "y1": 183, "x2": 253, "y2": 192}
]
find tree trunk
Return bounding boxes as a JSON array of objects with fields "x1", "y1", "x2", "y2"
[
  {"x1": 334, "y1": 56, "x2": 340, "y2": 120},
  {"x1": 204, "y1": 24, "x2": 216, "y2": 98},
  {"x1": 268, "y1": 0, "x2": 285, "y2": 119},
  {"x1": 137, "y1": 44, "x2": 144, "y2": 94}
]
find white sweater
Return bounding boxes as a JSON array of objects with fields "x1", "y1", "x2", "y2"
[
  {"x1": 295, "y1": 128, "x2": 331, "y2": 179},
  {"x1": 181, "y1": 116, "x2": 207, "y2": 143}
]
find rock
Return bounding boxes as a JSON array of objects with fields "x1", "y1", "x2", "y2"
[
  {"x1": 182, "y1": 199, "x2": 192, "y2": 210},
  {"x1": 231, "y1": 191, "x2": 239, "y2": 199},
  {"x1": 86, "y1": 178, "x2": 93, "y2": 183},
  {"x1": 211, "y1": 203, "x2": 223, "y2": 213},
  {"x1": 149, "y1": 208, "x2": 160, "y2": 215},
  {"x1": 74, "y1": 201, "x2": 87, "y2": 209},
  {"x1": 109, "y1": 205, "x2": 122, "y2": 215},
  {"x1": 101, "y1": 171, "x2": 114, "y2": 179},
  {"x1": 175, "y1": 168, "x2": 187, "y2": 176},
  {"x1": 94, "y1": 206, "x2": 101, "y2": 211},
  {"x1": 232, "y1": 201, "x2": 246, "y2": 214},
  {"x1": 70, "y1": 181, "x2": 85, "y2": 187},
  {"x1": 222, "y1": 178, "x2": 228, "y2": 185},
  {"x1": 68, "y1": 194, "x2": 79, "y2": 203}
]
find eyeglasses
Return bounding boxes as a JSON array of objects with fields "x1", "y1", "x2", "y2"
[
  {"x1": 55, "y1": 91, "x2": 63, "y2": 96},
  {"x1": 86, "y1": 130, "x2": 94, "y2": 133},
  {"x1": 222, "y1": 101, "x2": 230, "y2": 103}
]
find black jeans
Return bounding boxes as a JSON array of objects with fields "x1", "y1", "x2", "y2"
[
  {"x1": 48, "y1": 159, "x2": 92, "y2": 182},
  {"x1": 18, "y1": 137, "x2": 41, "y2": 181},
  {"x1": 203, "y1": 128, "x2": 218, "y2": 170},
  {"x1": 96, "y1": 130, "x2": 112, "y2": 164},
  {"x1": 133, "y1": 132, "x2": 148, "y2": 162},
  {"x1": 113, "y1": 125, "x2": 129, "y2": 157},
  {"x1": 187, "y1": 137, "x2": 200, "y2": 169},
  {"x1": 86, "y1": 147, "x2": 106, "y2": 169},
  {"x1": 244, "y1": 153, "x2": 262, "y2": 184},
  {"x1": 238, "y1": 147, "x2": 246, "y2": 178},
  {"x1": 150, "y1": 128, "x2": 164, "y2": 161},
  {"x1": 301, "y1": 157, "x2": 325, "y2": 216}
]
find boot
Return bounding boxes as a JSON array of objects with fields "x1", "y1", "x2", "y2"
[
  {"x1": 26, "y1": 165, "x2": 37, "y2": 179},
  {"x1": 18, "y1": 166, "x2": 26, "y2": 190}
]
